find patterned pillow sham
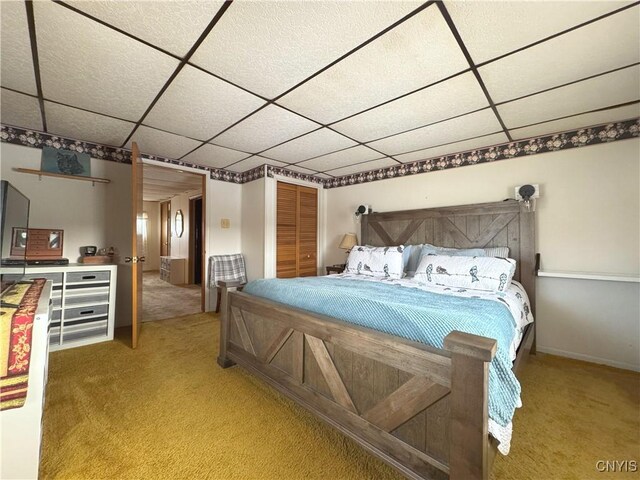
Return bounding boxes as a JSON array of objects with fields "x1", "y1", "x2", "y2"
[
  {"x1": 484, "y1": 246, "x2": 509, "y2": 258},
  {"x1": 414, "y1": 254, "x2": 516, "y2": 292},
  {"x1": 345, "y1": 245, "x2": 405, "y2": 279}
]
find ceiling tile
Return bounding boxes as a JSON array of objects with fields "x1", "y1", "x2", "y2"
[
  {"x1": 278, "y1": 6, "x2": 469, "y2": 124},
  {"x1": 1, "y1": 2, "x2": 37, "y2": 95},
  {"x1": 65, "y1": 1, "x2": 226, "y2": 57},
  {"x1": 446, "y1": 0, "x2": 633, "y2": 63},
  {"x1": 297, "y1": 145, "x2": 385, "y2": 172},
  {"x1": 283, "y1": 165, "x2": 319, "y2": 175},
  {"x1": 46, "y1": 102, "x2": 135, "y2": 146},
  {"x1": 212, "y1": 105, "x2": 318, "y2": 153},
  {"x1": 144, "y1": 65, "x2": 265, "y2": 141},
  {"x1": 128, "y1": 126, "x2": 202, "y2": 160},
  {"x1": 181, "y1": 143, "x2": 251, "y2": 170},
  {"x1": 225, "y1": 156, "x2": 286, "y2": 173},
  {"x1": 498, "y1": 65, "x2": 640, "y2": 128},
  {"x1": 191, "y1": 1, "x2": 423, "y2": 99},
  {"x1": 34, "y1": 1, "x2": 179, "y2": 121},
  {"x1": 261, "y1": 128, "x2": 356, "y2": 163},
  {"x1": 332, "y1": 72, "x2": 489, "y2": 143},
  {"x1": 395, "y1": 132, "x2": 509, "y2": 163},
  {"x1": 0, "y1": 90, "x2": 42, "y2": 131},
  {"x1": 368, "y1": 109, "x2": 503, "y2": 156},
  {"x1": 480, "y1": 7, "x2": 640, "y2": 103},
  {"x1": 326, "y1": 158, "x2": 398, "y2": 177},
  {"x1": 510, "y1": 104, "x2": 640, "y2": 140}
]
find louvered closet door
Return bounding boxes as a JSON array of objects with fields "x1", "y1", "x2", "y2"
[{"x1": 276, "y1": 182, "x2": 317, "y2": 278}]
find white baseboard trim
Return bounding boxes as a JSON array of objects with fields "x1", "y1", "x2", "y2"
[{"x1": 536, "y1": 346, "x2": 640, "y2": 372}]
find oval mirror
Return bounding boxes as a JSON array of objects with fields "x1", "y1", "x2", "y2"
[{"x1": 175, "y1": 209, "x2": 184, "y2": 238}]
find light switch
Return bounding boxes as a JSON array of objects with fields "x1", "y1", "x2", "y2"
[{"x1": 221, "y1": 218, "x2": 230, "y2": 229}]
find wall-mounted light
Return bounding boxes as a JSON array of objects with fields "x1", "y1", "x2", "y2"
[
  {"x1": 354, "y1": 204, "x2": 372, "y2": 218},
  {"x1": 515, "y1": 184, "x2": 539, "y2": 211}
]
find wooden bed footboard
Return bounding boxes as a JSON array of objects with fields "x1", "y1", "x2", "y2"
[{"x1": 217, "y1": 283, "x2": 497, "y2": 480}]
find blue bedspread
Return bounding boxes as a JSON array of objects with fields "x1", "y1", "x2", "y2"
[{"x1": 243, "y1": 276, "x2": 521, "y2": 430}]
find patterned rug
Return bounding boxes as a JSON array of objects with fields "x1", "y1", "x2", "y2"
[{"x1": 0, "y1": 278, "x2": 46, "y2": 410}]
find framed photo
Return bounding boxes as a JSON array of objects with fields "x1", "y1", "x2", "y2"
[
  {"x1": 41, "y1": 146, "x2": 91, "y2": 177},
  {"x1": 10, "y1": 227, "x2": 28, "y2": 257}
]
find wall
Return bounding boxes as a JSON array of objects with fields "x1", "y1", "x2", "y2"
[
  {"x1": 324, "y1": 139, "x2": 640, "y2": 370},
  {"x1": 241, "y1": 177, "x2": 265, "y2": 282},
  {"x1": 0, "y1": 142, "x2": 132, "y2": 327},
  {"x1": 142, "y1": 200, "x2": 160, "y2": 271}
]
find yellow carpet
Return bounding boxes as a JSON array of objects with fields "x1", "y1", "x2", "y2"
[{"x1": 40, "y1": 314, "x2": 639, "y2": 479}]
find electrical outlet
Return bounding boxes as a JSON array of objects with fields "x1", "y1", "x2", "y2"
[{"x1": 221, "y1": 218, "x2": 230, "y2": 229}]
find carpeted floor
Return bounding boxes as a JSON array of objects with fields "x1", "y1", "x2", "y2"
[
  {"x1": 142, "y1": 270, "x2": 201, "y2": 322},
  {"x1": 40, "y1": 314, "x2": 639, "y2": 480}
]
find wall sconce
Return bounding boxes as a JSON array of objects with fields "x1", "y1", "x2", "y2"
[
  {"x1": 339, "y1": 233, "x2": 358, "y2": 259},
  {"x1": 515, "y1": 184, "x2": 539, "y2": 211},
  {"x1": 354, "y1": 204, "x2": 372, "y2": 218}
]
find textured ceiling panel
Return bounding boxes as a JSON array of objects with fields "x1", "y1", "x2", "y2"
[
  {"x1": 498, "y1": 65, "x2": 640, "y2": 128},
  {"x1": 213, "y1": 105, "x2": 318, "y2": 153},
  {"x1": 34, "y1": 1, "x2": 179, "y2": 121},
  {"x1": 46, "y1": 102, "x2": 134, "y2": 147},
  {"x1": 297, "y1": 145, "x2": 385, "y2": 172},
  {"x1": 0, "y1": 90, "x2": 42, "y2": 131},
  {"x1": 480, "y1": 7, "x2": 640, "y2": 103},
  {"x1": 144, "y1": 65, "x2": 265, "y2": 141},
  {"x1": 143, "y1": 163, "x2": 202, "y2": 202},
  {"x1": 128, "y1": 126, "x2": 202, "y2": 160},
  {"x1": 510, "y1": 104, "x2": 640, "y2": 140},
  {"x1": 261, "y1": 128, "x2": 356, "y2": 163},
  {"x1": 190, "y1": 1, "x2": 422, "y2": 98},
  {"x1": 332, "y1": 72, "x2": 489, "y2": 143},
  {"x1": 325, "y1": 157, "x2": 398, "y2": 177},
  {"x1": 225, "y1": 156, "x2": 286, "y2": 173},
  {"x1": 278, "y1": 6, "x2": 469, "y2": 124},
  {"x1": 446, "y1": 0, "x2": 633, "y2": 63},
  {"x1": 0, "y1": 2, "x2": 37, "y2": 95},
  {"x1": 369, "y1": 109, "x2": 504, "y2": 156},
  {"x1": 66, "y1": 0, "x2": 225, "y2": 57},
  {"x1": 180, "y1": 143, "x2": 251, "y2": 170},
  {"x1": 394, "y1": 132, "x2": 510, "y2": 164}
]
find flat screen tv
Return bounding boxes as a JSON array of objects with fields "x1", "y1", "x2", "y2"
[{"x1": 0, "y1": 180, "x2": 30, "y2": 292}]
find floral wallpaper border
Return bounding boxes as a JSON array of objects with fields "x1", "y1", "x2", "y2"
[
  {"x1": 2, "y1": 118, "x2": 638, "y2": 189},
  {"x1": 323, "y1": 118, "x2": 640, "y2": 188}
]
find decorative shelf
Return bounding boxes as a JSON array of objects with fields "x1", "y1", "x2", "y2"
[
  {"x1": 14, "y1": 168, "x2": 110, "y2": 185},
  {"x1": 538, "y1": 270, "x2": 639, "y2": 283}
]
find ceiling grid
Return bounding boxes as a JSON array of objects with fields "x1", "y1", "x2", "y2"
[{"x1": 0, "y1": 0, "x2": 638, "y2": 181}]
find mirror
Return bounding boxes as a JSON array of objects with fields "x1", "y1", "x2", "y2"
[{"x1": 175, "y1": 209, "x2": 184, "y2": 238}]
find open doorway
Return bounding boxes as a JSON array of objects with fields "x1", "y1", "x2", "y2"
[{"x1": 141, "y1": 164, "x2": 205, "y2": 322}]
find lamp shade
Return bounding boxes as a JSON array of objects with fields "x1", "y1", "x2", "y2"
[{"x1": 339, "y1": 233, "x2": 358, "y2": 250}]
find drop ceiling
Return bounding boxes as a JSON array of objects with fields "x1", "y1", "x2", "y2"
[
  {"x1": 1, "y1": 0, "x2": 638, "y2": 181},
  {"x1": 143, "y1": 164, "x2": 202, "y2": 202}
]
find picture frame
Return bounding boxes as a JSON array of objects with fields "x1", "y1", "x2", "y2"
[
  {"x1": 10, "y1": 227, "x2": 28, "y2": 257},
  {"x1": 41, "y1": 146, "x2": 91, "y2": 177}
]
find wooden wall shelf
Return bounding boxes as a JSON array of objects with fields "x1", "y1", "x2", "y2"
[{"x1": 14, "y1": 168, "x2": 110, "y2": 185}]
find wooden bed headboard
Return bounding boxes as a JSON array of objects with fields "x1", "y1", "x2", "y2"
[{"x1": 361, "y1": 200, "x2": 536, "y2": 309}]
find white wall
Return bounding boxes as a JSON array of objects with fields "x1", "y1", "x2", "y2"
[
  {"x1": 0, "y1": 142, "x2": 132, "y2": 327},
  {"x1": 241, "y1": 177, "x2": 265, "y2": 282},
  {"x1": 142, "y1": 200, "x2": 160, "y2": 271},
  {"x1": 324, "y1": 139, "x2": 640, "y2": 370}
]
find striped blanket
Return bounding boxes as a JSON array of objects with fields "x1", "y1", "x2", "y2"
[{"x1": 0, "y1": 278, "x2": 46, "y2": 410}]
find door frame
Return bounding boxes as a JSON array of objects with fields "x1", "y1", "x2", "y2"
[
  {"x1": 143, "y1": 160, "x2": 208, "y2": 312},
  {"x1": 188, "y1": 194, "x2": 203, "y2": 286},
  {"x1": 265, "y1": 171, "x2": 325, "y2": 279}
]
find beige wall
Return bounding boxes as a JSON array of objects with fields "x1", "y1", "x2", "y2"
[
  {"x1": 241, "y1": 177, "x2": 265, "y2": 282},
  {"x1": 142, "y1": 200, "x2": 160, "y2": 271},
  {"x1": 323, "y1": 138, "x2": 640, "y2": 370}
]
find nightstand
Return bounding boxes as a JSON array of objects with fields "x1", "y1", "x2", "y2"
[{"x1": 325, "y1": 264, "x2": 346, "y2": 275}]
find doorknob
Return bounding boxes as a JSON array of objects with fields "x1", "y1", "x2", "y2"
[
  {"x1": 139, "y1": 256, "x2": 146, "y2": 263},
  {"x1": 124, "y1": 257, "x2": 132, "y2": 263},
  {"x1": 124, "y1": 256, "x2": 141, "y2": 263}
]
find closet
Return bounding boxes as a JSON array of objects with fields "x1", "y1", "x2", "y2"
[{"x1": 276, "y1": 181, "x2": 318, "y2": 278}]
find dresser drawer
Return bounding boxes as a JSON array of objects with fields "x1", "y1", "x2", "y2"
[
  {"x1": 22, "y1": 272, "x2": 63, "y2": 284},
  {"x1": 66, "y1": 270, "x2": 110, "y2": 284},
  {"x1": 63, "y1": 304, "x2": 109, "y2": 324}
]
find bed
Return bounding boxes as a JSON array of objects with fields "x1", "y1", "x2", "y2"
[{"x1": 217, "y1": 200, "x2": 536, "y2": 480}]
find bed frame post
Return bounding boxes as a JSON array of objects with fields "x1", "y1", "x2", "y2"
[
  {"x1": 217, "y1": 281, "x2": 236, "y2": 369},
  {"x1": 444, "y1": 331, "x2": 497, "y2": 480}
]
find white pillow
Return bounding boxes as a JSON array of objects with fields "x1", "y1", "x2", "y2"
[
  {"x1": 345, "y1": 246, "x2": 404, "y2": 279},
  {"x1": 484, "y1": 246, "x2": 510, "y2": 258},
  {"x1": 414, "y1": 254, "x2": 516, "y2": 292}
]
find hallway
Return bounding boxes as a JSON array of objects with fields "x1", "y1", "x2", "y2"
[{"x1": 142, "y1": 271, "x2": 201, "y2": 322}]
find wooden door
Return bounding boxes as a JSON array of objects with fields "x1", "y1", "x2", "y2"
[
  {"x1": 130, "y1": 142, "x2": 144, "y2": 348},
  {"x1": 160, "y1": 201, "x2": 170, "y2": 257},
  {"x1": 276, "y1": 182, "x2": 317, "y2": 278}
]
